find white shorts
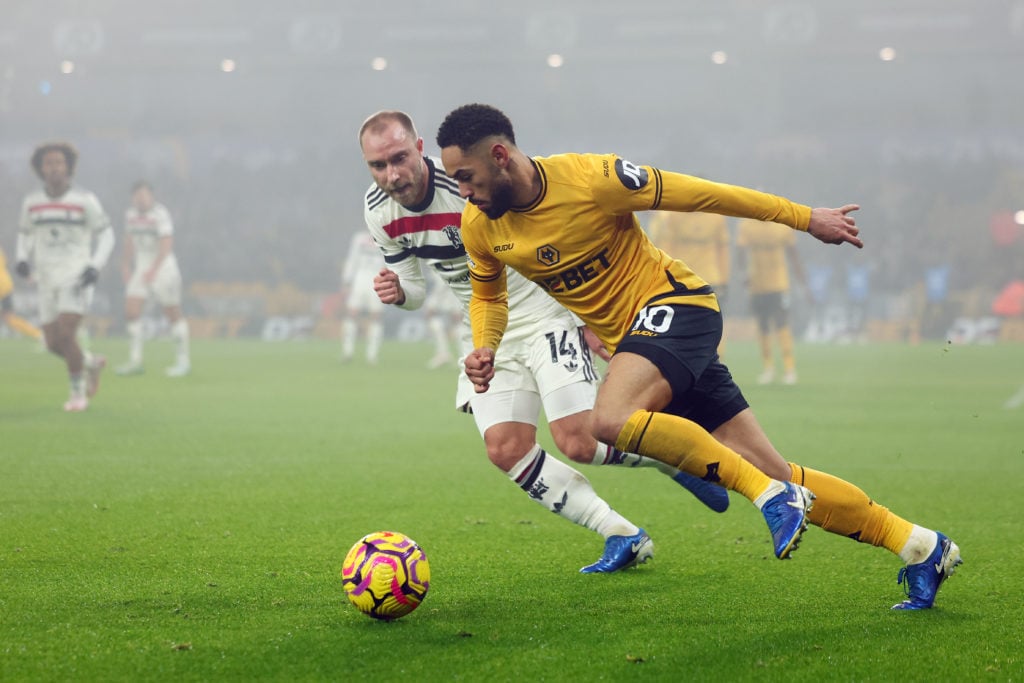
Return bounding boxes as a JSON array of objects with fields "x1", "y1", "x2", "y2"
[
  {"x1": 126, "y1": 259, "x2": 183, "y2": 307},
  {"x1": 455, "y1": 317, "x2": 601, "y2": 436},
  {"x1": 38, "y1": 280, "x2": 93, "y2": 324},
  {"x1": 344, "y1": 278, "x2": 384, "y2": 314}
]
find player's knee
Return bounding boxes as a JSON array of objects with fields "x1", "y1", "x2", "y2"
[
  {"x1": 552, "y1": 433, "x2": 596, "y2": 464},
  {"x1": 484, "y1": 444, "x2": 524, "y2": 472},
  {"x1": 483, "y1": 435, "x2": 536, "y2": 473}
]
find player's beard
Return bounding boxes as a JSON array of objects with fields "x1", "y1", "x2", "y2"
[
  {"x1": 386, "y1": 163, "x2": 427, "y2": 208},
  {"x1": 480, "y1": 175, "x2": 516, "y2": 219}
]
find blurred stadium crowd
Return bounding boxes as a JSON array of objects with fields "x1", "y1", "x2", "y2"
[{"x1": 2, "y1": 1, "x2": 1022, "y2": 341}]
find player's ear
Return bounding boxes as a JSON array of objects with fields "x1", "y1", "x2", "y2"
[
  {"x1": 416, "y1": 137, "x2": 424, "y2": 153},
  {"x1": 490, "y1": 142, "x2": 510, "y2": 168}
]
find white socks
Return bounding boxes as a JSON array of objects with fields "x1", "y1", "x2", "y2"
[
  {"x1": 342, "y1": 319, "x2": 382, "y2": 363},
  {"x1": 752, "y1": 480, "x2": 787, "y2": 510},
  {"x1": 170, "y1": 318, "x2": 190, "y2": 365},
  {"x1": 366, "y1": 321, "x2": 382, "y2": 364},
  {"x1": 340, "y1": 319, "x2": 356, "y2": 359},
  {"x1": 592, "y1": 444, "x2": 679, "y2": 477},
  {"x1": 69, "y1": 373, "x2": 86, "y2": 398},
  {"x1": 506, "y1": 444, "x2": 637, "y2": 538},
  {"x1": 126, "y1": 320, "x2": 144, "y2": 364},
  {"x1": 127, "y1": 318, "x2": 190, "y2": 366},
  {"x1": 898, "y1": 525, "x2": 939, "y2": 566},
  {"x1": 427, "y1": 316, "x2": 449, "y2": 357}
]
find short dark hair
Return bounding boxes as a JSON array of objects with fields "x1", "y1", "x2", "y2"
[
  {"x1": 436, "y1": 104, "x2": 516, "y2": 151},
  {"x1": 31, "y1": 141, "x2": 78, "y2": 178}
]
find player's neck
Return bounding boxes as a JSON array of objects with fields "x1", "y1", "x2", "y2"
[
  {"x1": 44, "y1": 180, "x2": 70, "y2": 198},
  {"x1": 511, "y1": 151, "x2": 541, "y2": 207}
]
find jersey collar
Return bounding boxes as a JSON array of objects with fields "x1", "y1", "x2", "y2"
[{"x1": 513, "y1": 158, "x2": 547, "y2": 213}]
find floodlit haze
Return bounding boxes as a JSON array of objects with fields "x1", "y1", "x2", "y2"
[{"x1": 2, "y1": 1, "x2": 1022, "y2": 323}]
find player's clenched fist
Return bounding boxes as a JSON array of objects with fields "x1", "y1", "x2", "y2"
[
  {"x1": 373, "y1": 267, "x2": 405, "y2": 305},
  {"x1": 464, "y1": 347, "x2": 496, "y2": 393}
]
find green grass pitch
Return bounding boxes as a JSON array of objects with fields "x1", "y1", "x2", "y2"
[{"x1": 2, "y1": 337, "x2": 1022, "y2": 681}]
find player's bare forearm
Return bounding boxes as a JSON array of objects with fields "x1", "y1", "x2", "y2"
[
  {"x1": 373, "y1": 267, "x2": 406, "y2": 306},
  {"x1": 807, "y1": 205, "x2": 863, "y2": 248},
  {"x1": 464, "y1": 347, "x2": 495, "y2": 393}
]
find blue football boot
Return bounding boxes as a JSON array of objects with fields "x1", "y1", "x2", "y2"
[
  {"x1": 672, "y1": 470, "x2": 730, "y2": 513},
  {"x1": 580, "y1": 528, "x2": 654, "y2": 574},
  {"x1": 761, "y1": 482, "x2": 814, "y2": 559},
  {"x1": 892, "y1": 531, "x2": 962, "y2": 610}
]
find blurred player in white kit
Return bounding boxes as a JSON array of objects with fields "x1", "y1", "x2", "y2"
[
  {"x1": 339, "y1": 231, "x2": 385, "y2": 364},
  {"x1": 116, "y1": 181, "x2": 191, "y2": 378},
  {"x1": 15, "y1": 142, "x2": 114, "y2": 412},
  {"x1": 423, "y1": 271, "x2": 461, "y2": 369}
]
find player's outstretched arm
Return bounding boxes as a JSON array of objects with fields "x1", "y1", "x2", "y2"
[
  {"x1": 464, "y1": 347, "x2": 495, "y2": 393},
  {"x1": 807, "y1": 204, "x2": 863, "y2": 248}
]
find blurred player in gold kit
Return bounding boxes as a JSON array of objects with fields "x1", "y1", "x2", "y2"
[
  {"x1": 646, "y1": 211, "x2": 730, "y2": 354},
  {"x1": 735, "y1": 218, "x2": 806, "y2": 385},
  {"x1": 0, "y1": 245, "x2": 42, "y2": 340}
]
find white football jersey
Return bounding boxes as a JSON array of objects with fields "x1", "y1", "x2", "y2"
[
  {"x1": 125, "y1": 202, "x2": 177, "y2": 270},
  {"x1": 363, "y1": 156, "x2": 568, "y2": 341},
  {"x1": 18, "y1": 186, "x2": 112, "y2": 285},
  {"x1": 341, "y1": 231, "x2": 384, "y2": 288}
]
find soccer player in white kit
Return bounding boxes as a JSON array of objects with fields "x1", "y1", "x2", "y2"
[
  {"x1": 339, "y1": 231, "x2": 385, "y2": 364},
  {"x1": 15, "y1": 142, "x2": 114, "y2": 412},
  {"x1": 422, "y1": 272, "x2": 461, "y2": 369},
  {"x1": 359, "y1": 111, "x2": 729, "y2": 573},
  {"x1": 116, "y1": 181, "x2": 191, "y2": 378}
]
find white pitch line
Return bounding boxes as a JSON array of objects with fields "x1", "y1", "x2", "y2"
[{"x1": 1004, "y1": 383, "x2": 1024, "y2": 410}]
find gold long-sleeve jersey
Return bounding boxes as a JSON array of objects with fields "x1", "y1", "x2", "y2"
[
  {"x1": 736, "y1": 218, "x2": 796, "y2": 294},
  {"x1": 462, "y1": 153, "x2": 811, "y2": 352},
  {"x1": 645, "y1": 211, "x2": 730, "y2": 286}
]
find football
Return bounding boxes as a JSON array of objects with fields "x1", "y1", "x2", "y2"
[{"x1": 341, "y1": 530, "x2": 431, "y2": 620}]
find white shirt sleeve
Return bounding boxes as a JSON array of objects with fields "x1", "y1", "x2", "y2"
[
  {"x1": 157, "y1": 204, "x2": 175, "y2": 237},
  {"x1": 341, "y1": 233, "x2": 361, "y2": 286},
  {"x1": 90, "y1": 226, "x2": 116, "y2": 270},
  {"x1": 387, "y1": 252, "x2": 428, "y2": 311},
  {"x1": 362, "y1": 206, "x2": 428, "y2": 311},
  {"x1": 86, "y1": 193, "x2": 115, "y2": 270}
]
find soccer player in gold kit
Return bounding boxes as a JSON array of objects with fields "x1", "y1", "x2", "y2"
[
  {"x1": 646, "y1": 212, "x2": 731, "y2": 295},
  {"x1": 0, "y1": 245, "x2": 42, "y2": 340},
  {"x1": 735, "y1": 218, "x2": 806, "y2": 385},
  {"x1": 436, "y1": 103, "x2": 960, "y2": 610}
]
